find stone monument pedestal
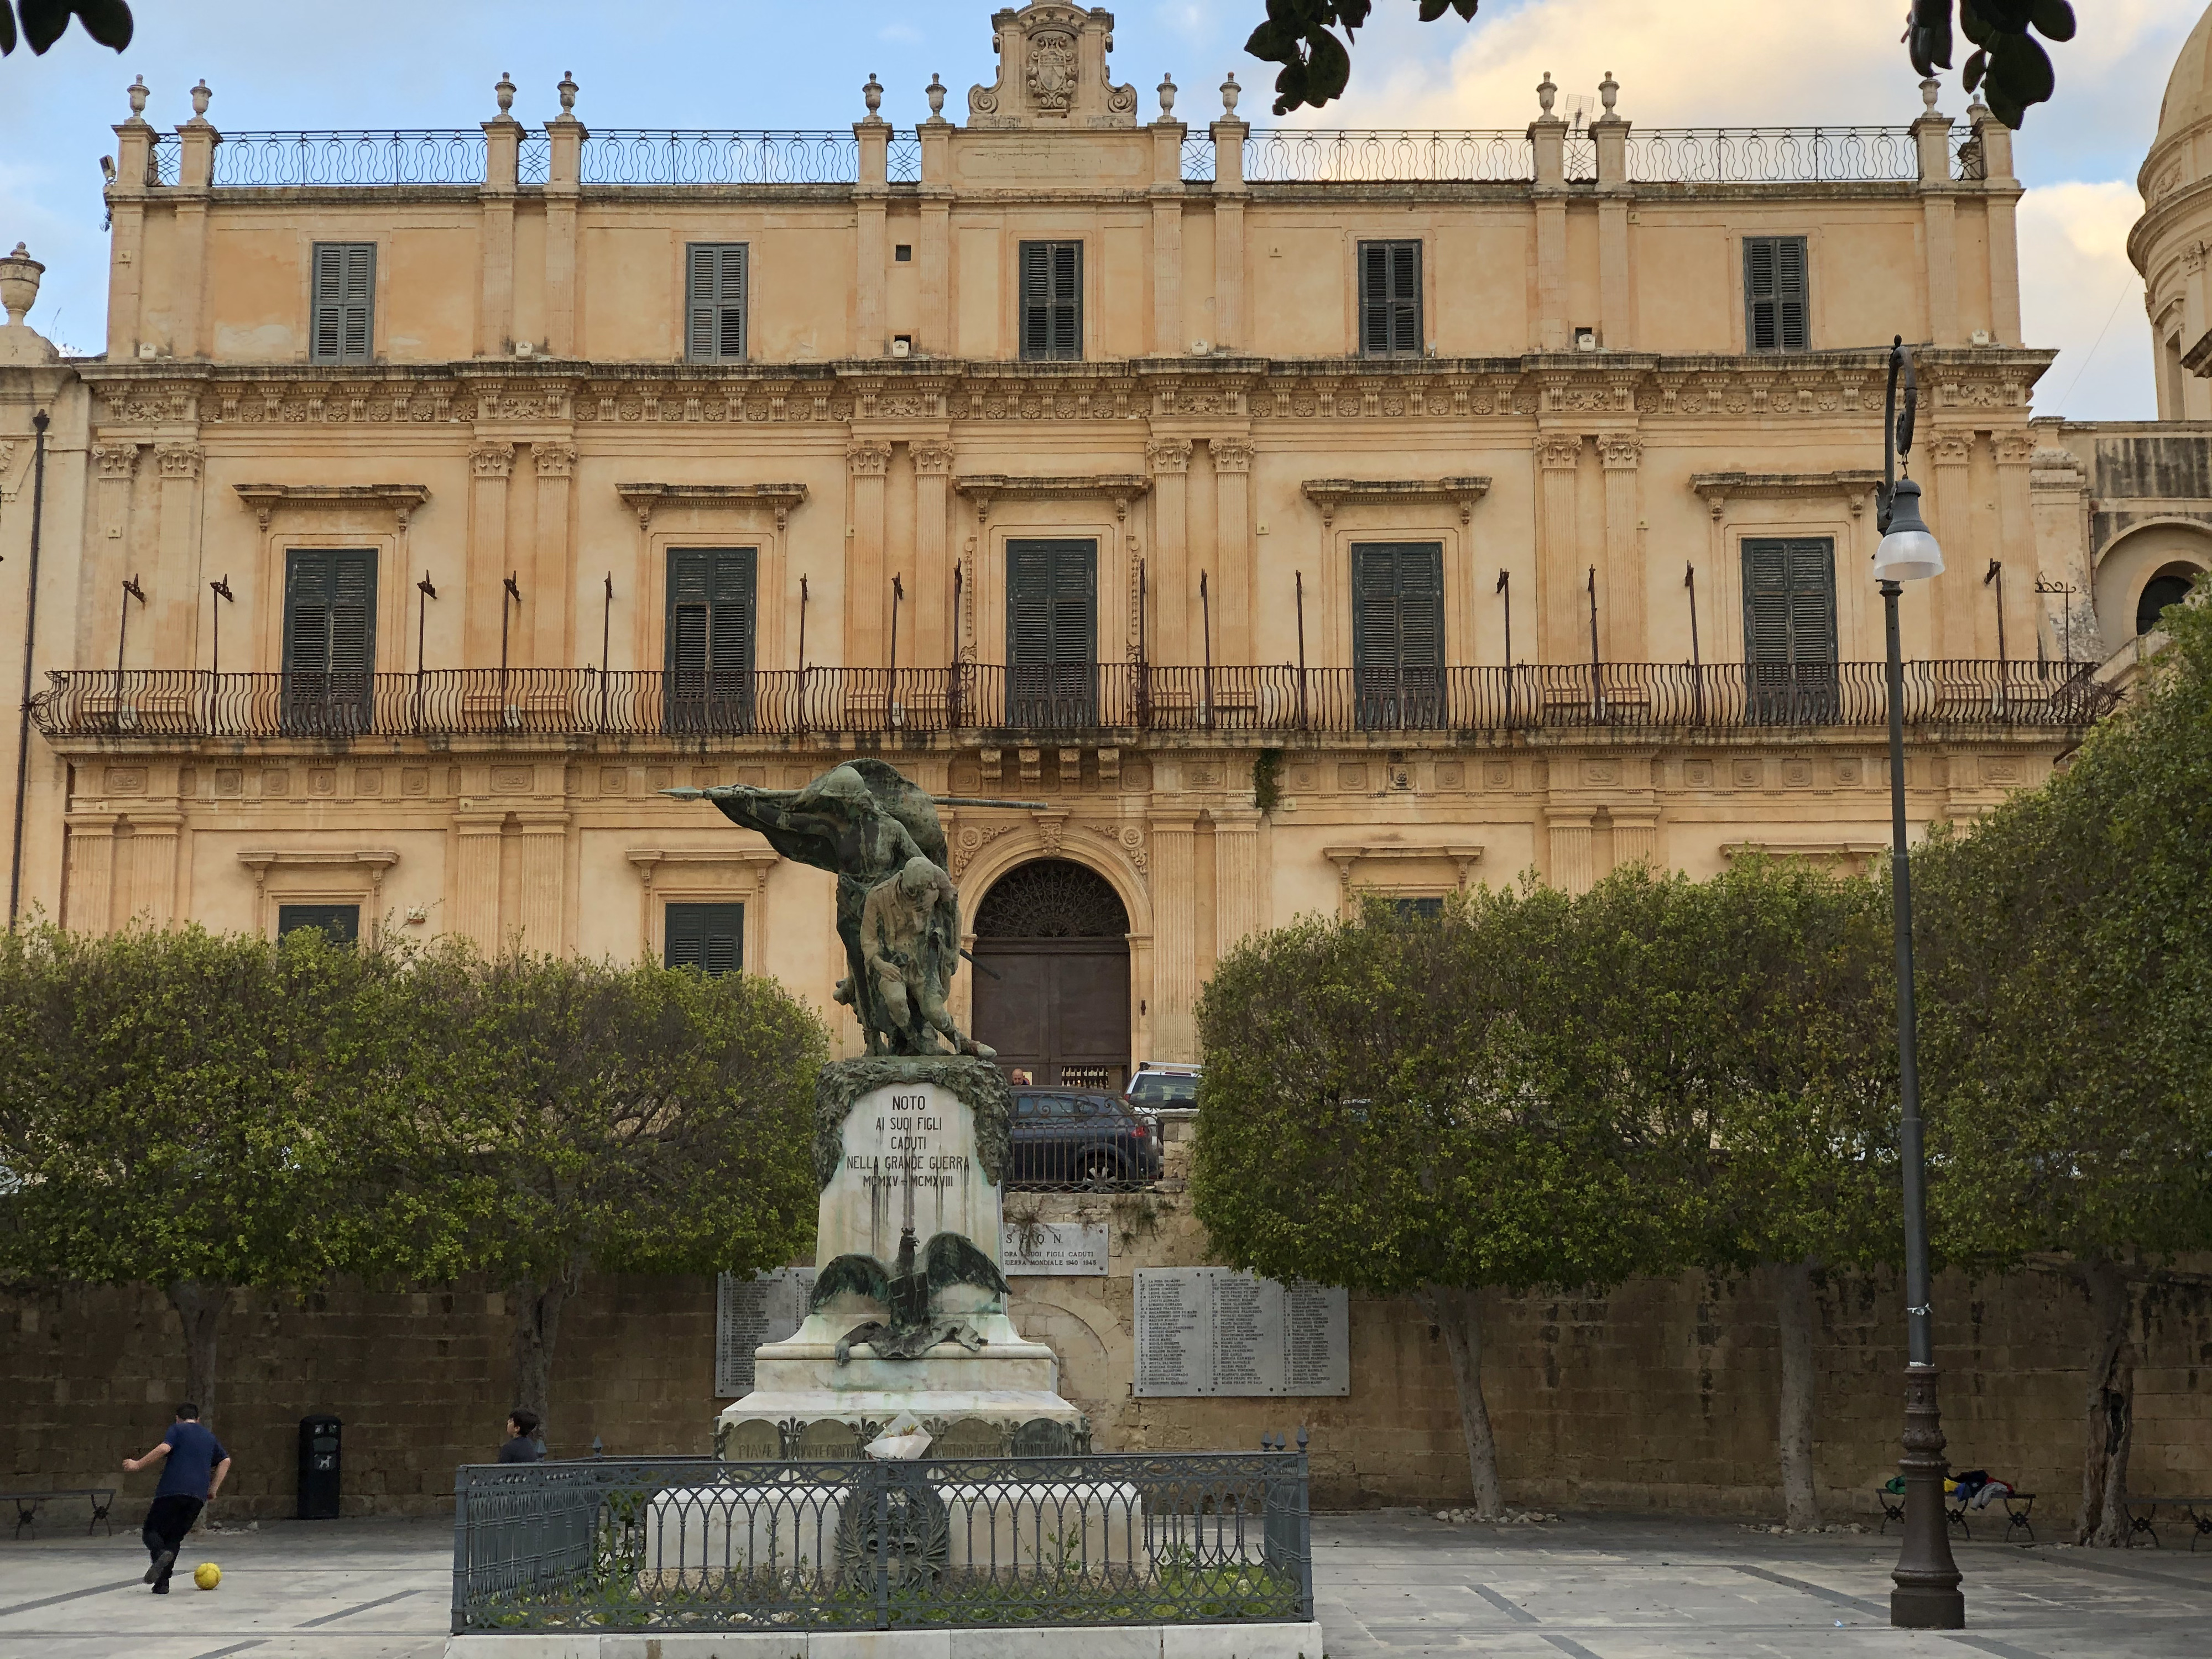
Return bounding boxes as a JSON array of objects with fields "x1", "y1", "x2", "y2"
[{"x1": 717, "y1": 1056, "x2": 1087, "y2": 1456}]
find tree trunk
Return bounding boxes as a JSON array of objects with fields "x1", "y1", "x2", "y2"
[
  {"x1": 2074, "y1": 1257, "x2": 2138, "y2": 1546},
  {"x1": 1774, "y1": 1258, "x2": 1820, "y2": 1530},
  {"x1": 1417, "y1": 1285, "x2": 1504, "y2": 1519},
  {"x1": 509, "y1": 1265, "x2": 583, "y2": 1439},
  {"x1": 166, "y1": 1281, "x2": 223, "y2": 1423}
]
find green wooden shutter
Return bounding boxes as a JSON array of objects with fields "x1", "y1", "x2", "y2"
[
  {"x1": 1743, "y1": 536, "x2": 1837, "y2": 721},
  {"x1": 686, "y1": 244, "x2": 747, "y2": 363},
  {"x1": 1745, "y1": 237, "x2": 1808, "y2": 353},
  {"x1": 665, "y1": 547, "x2": 756, "y2": 730},
  {"x1": 1359, "y1": 241, "x2": 1422, "y2": 357},
  {"x1": 284, "y1": 549, "x2": 377, "y2": 732},
  {"x1": 1020, "y1": 241, "x2": 1082, "y2": 362},
  {"x1": 1006, "y1": 539, "x2": 1096, "y2": 726},
  {"x1": 278, "y1": 904, "x2": 361, "y2": 945},
  {"x1": 312, "y1": 243, "x2": 375, "y2": 363},
  {"x1": 665, "y1": 902, "x2": 744, "y2": 974},
  {"x1": 1352, "y1": 542, "x2": 1444, "y2": 727}
]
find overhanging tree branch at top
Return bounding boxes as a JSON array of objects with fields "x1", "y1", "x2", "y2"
[{"x1": 0, "y1": 0, "x2": 132, "y2": 57}]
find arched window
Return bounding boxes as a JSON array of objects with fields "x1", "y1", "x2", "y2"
[
  {"x1": 2136, "y1": 567, "x2": 2200, "y2": 637},
  {"x1": 973, "y1": 859, "x2": 1129, "y2": 939}
]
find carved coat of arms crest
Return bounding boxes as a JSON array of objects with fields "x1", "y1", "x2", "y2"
[{"x1": 1026, "y1": 30, "x2": 1077, "y2": 112}]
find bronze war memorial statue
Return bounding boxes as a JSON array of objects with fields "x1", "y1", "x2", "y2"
[{"x1": 667, "y1": 760, "x2": 1088, "y2": 1455}]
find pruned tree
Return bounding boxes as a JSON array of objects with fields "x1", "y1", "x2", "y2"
[
  {"x1": 1568, "y1": 859, "x2": 1898, "y2": 1530},
  {"x1": 1916, "y1": 593, "x2": 2212, "y2": 1546},
  {"x1": 0, "y1": 921, "x2": 377, "y2": 1420},
  {"x1": 359, "y1": 943, "x2": 826, "y2": 1434},
  {"x1": 1193, "y1": 888, "x2": 1668, "y2": 1517}
]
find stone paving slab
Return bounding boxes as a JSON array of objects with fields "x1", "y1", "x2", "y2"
[{"x1": 1, "y1": 1509, "x2": 2207, "y2": 1658}]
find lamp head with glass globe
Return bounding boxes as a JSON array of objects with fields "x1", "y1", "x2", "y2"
[{"x1": 1874, "y1": 476, "x2": 1944, "y2": 584}]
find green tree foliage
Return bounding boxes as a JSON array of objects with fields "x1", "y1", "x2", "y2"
[
  {"x1": 1570, "y1": 860, "x2": 1897, "y2": 1526},
  {"x1": 0, "y1": 921, "x2": 377, "y2": 1418},
  {"x1": 0, "y1": 0, "x2": 132, "y2": 56},
  {"x1": 358, "y1": 943, "x2": 826, "y2": 1432},
  {"x1": 1915, "y1": 594, "x2": 2212, "y2": 1544},
  {"x1": 1192, "y1": 886, "x2": 1667, "y2": 1516}
]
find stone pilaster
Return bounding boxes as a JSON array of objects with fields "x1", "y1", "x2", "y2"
[
  {"x1": 1599, "y1": 432, "x2": 1643, "y2": 662},
  {"x1": 1147, "y1": 439, "x2": 1192, "y2": 664},
  {"x1": 1926, "y1": 431, "x2": 1974, "y2": 659},
  {"x1": 1547, "y1": 810, "x2": 1595, "y2": 896},
  {"x1": 63, "y1": 817, "x2": 117, "y2": 936},
  {"x1": 846, "y1": 441, "x2": 893, "y2": 670},
  {"x1": 1211, "y1": 439, "x2": 1253, "y2": 665},
  {"x1": 514, "y1": 813, "x2": 568, "y2": 954},
  {"x1": 467, "y1": 444, "x2": 515, "y2": 665},
  {"x1": 1536, "y1": 434, "x2": 1584, "y2": 662},
  {"x1": 1147, "y1": 813, "x2": 1201, "y2": 1060},
  {"x1": 1211, "y1": 806, "x2": 1263, "y2": 963},
  {"x1": 914, "y1": 442, "x2": 954, "y2": 669},
  {"x1": 451, "y1": 813, "x2": 505, "y2": 951},
  {"x1": 533, "y1": 442, "x2": 576, "y2": 666}
]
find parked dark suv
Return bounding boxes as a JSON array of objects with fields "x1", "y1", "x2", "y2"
[{"x1": 1009, "y1": 1090, "x2": 1161, "y2": 1190}]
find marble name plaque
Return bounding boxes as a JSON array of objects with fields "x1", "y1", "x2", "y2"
[
  {"x1": 1002, "y1": 1221, "x2": 1110, "y2": 1276},
  {"x1": 715, "y1": 1267, "x2": 817, "y2": 1396},
  {"x1": 1133, "y1": 1268, "x2": 1350, "y2": 1398},
  {"x1": 819, "y1": 1081, "x2": 1002, "y2": 1275}
]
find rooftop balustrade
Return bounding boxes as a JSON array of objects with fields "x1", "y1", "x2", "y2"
[{"x1": 32, "y1": 661, "x2": 2114, "y2": 745}]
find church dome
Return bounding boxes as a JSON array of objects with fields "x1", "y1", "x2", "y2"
[{"x1": 2156, "y1": 3, "x2": 2212, "y2": 149}]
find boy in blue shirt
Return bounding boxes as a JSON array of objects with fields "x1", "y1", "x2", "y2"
[{"x1": 122, "y1": 1404, "x2": 231, "y2": 1593}]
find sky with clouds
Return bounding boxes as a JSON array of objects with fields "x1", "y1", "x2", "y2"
[{"x1": 0, "y1": 0, "x2": 2194, "y2": 416}]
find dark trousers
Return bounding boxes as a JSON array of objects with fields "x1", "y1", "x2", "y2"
[{"x1": 142, "y1": 1495, "x2": 201, "y2": 1585}]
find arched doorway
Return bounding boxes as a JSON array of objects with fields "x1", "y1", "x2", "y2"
[
  {"x1": 971, "y1": 859, "x2": 1131, "y2": 1091},
  {"x1": 2136, "y1": 562, "x2": 2203, "y2": 636}
]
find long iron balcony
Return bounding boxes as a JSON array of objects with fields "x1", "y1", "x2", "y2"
[{"x1": 32, "y1": 662, "x2": 2114, "y2": 744}]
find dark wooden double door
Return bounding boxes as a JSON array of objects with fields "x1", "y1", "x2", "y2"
[{"x1": 969, "y1": 858, "x2": 1130, "y2": 1092}]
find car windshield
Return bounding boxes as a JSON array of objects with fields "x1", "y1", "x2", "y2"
[{"x1": 1126, "y1": 1072, "x2": 1198, "y2": 1107}]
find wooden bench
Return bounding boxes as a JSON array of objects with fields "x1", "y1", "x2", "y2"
[
  {"x1": 2120, "y1": 1495, "x2": 2212, "y2": 1551},
  {"x1": 3, "y1": 1488, "x2": 117, "y2": 1540}
]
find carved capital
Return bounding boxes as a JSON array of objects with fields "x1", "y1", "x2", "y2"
[
  {"x1": 94, "y1": 443, "x2": 140, "y2": 481},
  {"x1": 912, "y1": 442, "x2": 956, "y2": 476},
  {"x1": 155, "y1": 443, "x2": 202, "y2": 481},
  {"x1": 1146, "y1": 437, "x2": 1192, "y2": 475},
  {"x1": 1993, "y1": 432, "x2": 2039, "y2": 466},
  {"x1": 2186, "y1": 241, "x2": 2209, "y2": 275},
  {"x1": 1597, "y1": 433, "x2": 1642, "y2": 471},
  {"x1": 1535, "y1": 434, "x2": 1583, "y2": 471},
  {"x1": 471, "y1": 442, "x2": 516, "y2": 479},
  {"x1": 1209, "y1": 438, "x2": 1253, "y2": 474},
  {"x1": 846, "y1": 440, "x2": 893, "y2": 477},
  {"x1": 1927, "y1": 430, "x2": 1974, "y2": 466},
  {"x1": 533, "y1": 441, "x2": 576, "y2": 478}
]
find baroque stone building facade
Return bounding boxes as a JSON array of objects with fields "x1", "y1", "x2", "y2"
[{"x1": 0, "y1": 1, "x2": 2195, "y2": 1082}]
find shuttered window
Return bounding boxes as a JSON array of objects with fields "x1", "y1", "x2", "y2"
[
  {"x1": 1358, "y1": 240, "x2": 1422, "y2": 357},
  {"x1": 1019, "y1": 241, "x2": 1082, "y2": 362},
  {"x1": 279, "y1": 905, "x2": 361, "y2": 946},
  {"x1": 1005, "y1": 538, "x2": 1096, "y2": 726},
  {"x1": 666, "y1": 903, "x2": 745, "y2": 975},
  {"x1": 1742, "y1": 536, "x2": 1838, "y2": 722},
  {"x1": 1744, "y1": 236, "x2": 1809, "y2": 353},
  {"x1": 310, "y1": 243, "x2": 375, "y2": 364},
  {"x1": 282, "y1": 549, "x2": 377, "y2": 733},
  {"x1": 664, "y1": 547, "x2": 756, "y2": 732},
  {"x1": 686, "y1": 243, "x2": 748, "y2": 363},
  {"x1": 1352, "y1": 542, "x2": 1445, "y2": 729}
]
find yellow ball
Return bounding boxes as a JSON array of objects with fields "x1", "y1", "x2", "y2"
[{"x1": 192, "y1": 1562, "x2": 221, "y2": 1592}]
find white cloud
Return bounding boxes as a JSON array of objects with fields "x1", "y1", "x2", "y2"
[{"x1": 2020, "y1": 181, "x2": 2157, "y2": 421}]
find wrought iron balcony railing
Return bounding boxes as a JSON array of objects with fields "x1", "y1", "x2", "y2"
[{"x1": 31, "y1": 662, "x2": 2114, "y2": 744}]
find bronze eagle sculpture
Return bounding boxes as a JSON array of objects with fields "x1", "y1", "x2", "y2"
[{"x1": 811, "y1": 1225, "x2": 1012, "y2": 1363}]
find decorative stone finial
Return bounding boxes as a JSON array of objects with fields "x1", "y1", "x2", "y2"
[
  {"x1": 1599, "y1": 70, "x2": 1618, "y2": 116},
  {"x1": 1, "y1": 243, "x2": 45, "y2": 328},
  {"x1": 190, "y1": 80, "x2": 212, "y2": 120},
  {"x1": 1920, "y1": 76, "x2": 1941, "y2": 117},
  {"x1": 1157, "y1": 72, "x2": 1176, "y2": 119},
  {"x1": 126, "y1": 74, "x2": 149, "y2": 119},
  {"x1": 1220, "y1": 71, "x2": 1240, "y2": 116},
  {"x1": 1537, "y1": 71, "x2": 1557, "y2": 116},
  {"x1": 863, "y1": 72, "x2": 883, "y2": 116},
  {"x1": 557, "y1": 70, "x2": 578, "y2": 117},
  {"x1": 495, "y1": 71, "x2": 515, "y2": 116},
  {"x1": 926, "y1": 73, "x2": 947, "y2": 119}
]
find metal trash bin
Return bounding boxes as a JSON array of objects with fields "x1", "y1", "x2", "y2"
[{"x1": 297, "y1": 1415, "x2": 342, "y2": 1520}]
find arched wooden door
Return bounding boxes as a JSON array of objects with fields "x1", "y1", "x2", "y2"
[{"x1": 970, "y1": 859, "x2": 1131, "y2": 1091}]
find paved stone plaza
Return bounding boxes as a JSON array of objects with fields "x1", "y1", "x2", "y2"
[{"x1": 0, "y1": 1509, "x2": 2207, "y2": 1659}]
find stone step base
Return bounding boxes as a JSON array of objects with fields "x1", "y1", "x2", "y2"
[{"x1": 444, "y1": 1621, "x2": 1324, "y2": 1658}]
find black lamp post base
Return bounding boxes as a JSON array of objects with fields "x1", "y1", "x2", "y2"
[{"x1": 1891, "y1": 1585, "x2": 1966, "y2": 1629}]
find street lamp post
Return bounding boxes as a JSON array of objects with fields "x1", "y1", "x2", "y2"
[{"x1": 1873, "y1": 337, "x2": 1964, "y2": 1630}]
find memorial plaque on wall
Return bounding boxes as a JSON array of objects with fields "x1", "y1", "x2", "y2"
[
  {"x1": 1133, "y1": 1269, "x2": 1350, "y2": 1397},
  {"x1": 714, "y1": 1267, "x2": 816, "y2": 1397},
  {"x1": 1002, "y1": 1220, "x2": 1110, "y2": 1275}
]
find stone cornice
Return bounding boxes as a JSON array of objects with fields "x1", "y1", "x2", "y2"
[
  {"x1": 233, "y1": 482, "x2": 430, "y2": 530},
  {"x1": 614, "y1": 481, "x2": 809, "y2": 530},
  {"x1": 1689, "y1": 469, "x2": 1883, "y2": 519},
  {"x1": 954, "y1": 474, "x2": 1152, "y2": 519},
  {"x1": 1302, "y1": 477, "x2": 1492, "y2": 525}
]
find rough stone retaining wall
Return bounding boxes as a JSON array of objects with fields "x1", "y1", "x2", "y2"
[{"x1": 2, "y1": 1186, "x2": 2205, "y2": 1524}]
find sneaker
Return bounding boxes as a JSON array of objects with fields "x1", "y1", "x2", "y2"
[
  {"x1": 143, "y1": 1548, "x2": 174, "y2": 1585},
  {"x1": 150, "y1": 1579, "x2": 169, "y2": 1594}
]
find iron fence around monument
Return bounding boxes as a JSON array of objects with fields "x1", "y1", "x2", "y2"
[
  {"x1": 450, "y1": 1449, "x2": 1312, "y2": 1635},
  {"x1": 31, "y1": 660, "x2": 2118, "y2": 744}
]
